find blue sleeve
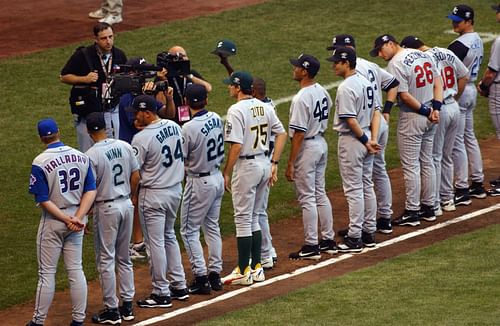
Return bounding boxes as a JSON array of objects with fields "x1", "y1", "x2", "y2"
[
  {"x1": 156, "y1": 99, "x2": 164, "y2": 109},
  {"x1": 29, "y1": 165, "x2": 49, "y2": 203},
  {"x1": 83, "y1": 164, "x2": 97, "y2": 192}
]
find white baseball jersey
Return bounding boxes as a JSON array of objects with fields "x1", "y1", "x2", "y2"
[
  {"x1": 426, "y1": 47, "x2": 469, "y2": 99},
  {"x1": 288, "y1": 83, "x2": 333, "y2": 138},
  {"x1": 333, "y1": 73, "x2": 378, "y2": 132},
  {"x1": 132, "y1": 119, "x2": 184, "y2": 188},
  {"x1": 488, "y1": 37, "x2": 500, "y2": 83},
  {"x1": 225, "y1": 98, "x2": 285, "y2": 157},
  {"x1": 449, "y1": 32, "x2": 483, "y2": 82},
  {"x1": 86, "y1": 138, "x2": 139, "y2": 201},
  {"x1": 355, "y1": 57, "x2": 396, "y2": 109},
  {"x1": 182, "y1": 110, "x2": 224, "y2": 174},
  {"x1": 387, "y1": 49, "x2": 439, "y2": 108}
]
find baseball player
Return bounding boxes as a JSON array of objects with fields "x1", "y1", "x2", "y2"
[
  {"x1": 447, "y1": 4, "x2": 487, "y2": 203},
  {"x1": 221, "y1": 71, "x2": 287, "y2": 286},
  {"x1": 330, "y1": 47, "x2": 382, "y2": 252},
  {"x1": 129, "y1": 95, "x2": 188, "y2": 308},
  {"x1": 180, "y1": 84, "x2": 224, "y2": 295},
  {"x1": 85, "y1": 112, "x2": 140, "y2": 324},
  {"x1": 478, "y1": 3, "x2": 500, "y2": 196},
  {"x1": 370, "y1": 34, "x2": 442, "y2": 226},
  {"x1": 327, "y1": 34, "x2": 399, "y2": 235},
  {"x1": 400, "y1": 36, "x2": 469, "y2": 215},
  {"x1": 27, "y1": 118, "x2": 96, "y2": 326},
  {"x1": 286, "y1": 54, "x2": 336, "y2": 260}
]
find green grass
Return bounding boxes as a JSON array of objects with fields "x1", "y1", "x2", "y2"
[
  {"x1": 202, "y1": 224, "x2": 500, "y2": 325},
  {"x1": 0, "y1": 0, "x2": 498, "y2": 310}
]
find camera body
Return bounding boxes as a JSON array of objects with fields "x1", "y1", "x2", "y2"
[
  {"x1": 156, "y1": 52, "x2": 191, "y2": 77},
  {"x1": 108, "y1": 65, "x2": 168, "y2": 98}
]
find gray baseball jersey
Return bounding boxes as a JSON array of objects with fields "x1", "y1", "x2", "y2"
[
  {"x1": 28, "y1": 142, "x2": 95, "y2": 324},
  {"x1": 288, "y1": 83, "x2": 334, "y2": 246},
  {"x1": 355, "y1": 57, "x2": 395, "y2": 108},
  {"x1": 180, "y1": 110, "x2": 224, "y2": 278},
  {"x1": 334, "y1": 73, "x2": 378, "y2": 238},
  {"x1": 487, "y1": 37, "x2": 500, "y2": 139},
  {"x1": 86, "y1": 138, "x2": 139, "y2": 309}
]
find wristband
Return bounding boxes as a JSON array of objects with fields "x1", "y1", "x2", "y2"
[
  {"x1": 358, "y1": 133, "x2": 369, "y2": 145},
  {"x1": 271, "y1": 159, "x2": 279, "y2": 165},
  {"x1": 382, "y1": 101, "x2": 394, "y2": 114},
  {"x1": 479, "y1": 81, "x2": 489, "y2": 92},
  {"x1": 431, "y1": 100, "x2": 442, "y2": 111},
  {"x1": 417, "y1": 104, "x2": 431, "y2": 117}
]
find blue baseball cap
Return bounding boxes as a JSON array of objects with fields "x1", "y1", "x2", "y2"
[
  {"x1": 447, "y1": 4, "x2": 474, "y2": 22},
  {"x1": 185, "y1": 84, "x2": 207, "y2": 104},
  {"x1": 37, "y1": 118, "x2": 59, "y2": 137}
]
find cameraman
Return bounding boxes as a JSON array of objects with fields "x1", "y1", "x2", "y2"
[
  {"x1": 157, "y1": 45, "x2": 212, "y2": 125},
  {"x1": 60, "y1": 22, "x2": 127, "y2": 152},
  {"x1": 118, "y1": 57, "x2": 175, "y2": 143}
]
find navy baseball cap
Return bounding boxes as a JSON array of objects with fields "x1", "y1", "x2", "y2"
[
  {"x1": 86, "y1": 112, "x2": 106, "y2": 131},
  {"x1": 185, "y1": 84, "x2": 207, "y2": 104},
  {"x1": 492, "y1": 3, "x2": 500, "y2": 12},
  {"x1": 126, "y1": 95, "x2": 158, "y2": 112},
  {"x1": 211, "y1": 39, "x2": 237, "y2": 57},
  {"x1": 223, "y1": 71, "x2": 253, "y2": 91},
  {"x1": 327, "y1": 46, "x2": 357, "y2": 66},
  {"x1": 327, "y1": 34, "x2": 356, "y2": 50},
  {"x1": 289, "y1": 54, "x2": 320, "y2": 76},
  {"x1": 400, "y1": 35, "x2": 425, "y2": 49},
  {"x1": 369, "y1": 34, "x2": 397, "y2": 57},
  {"x1": 447, "y1": 4, "x2": 474, "y2": 22},
  {"x1": 37, "y1": 118, "x2": 59, "y2": 137}
]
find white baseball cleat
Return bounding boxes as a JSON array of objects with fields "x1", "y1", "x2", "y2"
[
  {"x1": 251, "y1": 263, "x2": 265, "y2": 282},
  {"x1": 221, "y1": 266, "x2": 253, "y2": 286},
  {"x1": 99, "y1": 14, "x2": 123, "y2": 25},
  {"x1": 88, "y1": 8, "x2": 107, "y2": 19}
]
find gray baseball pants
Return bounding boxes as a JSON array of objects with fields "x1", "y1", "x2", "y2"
[
  {"x1": 489, "y1": 83, "x2": 500, "y2": 140},
  {"x1": 372, "y1": 118, "x2": 393, "y2": 219}
]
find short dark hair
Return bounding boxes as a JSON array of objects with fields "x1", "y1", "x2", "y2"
[
  {"x1": 252, "y1": 77, "x2": 266, "y2": 98},
  {"x1": 93, "y1": 22, "x2": 113, "y2": 36}
]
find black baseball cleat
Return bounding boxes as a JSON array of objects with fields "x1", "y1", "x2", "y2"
[
  {"x1": 338, "y1": 236, "x2": 363, "y2": 253},
  {"x1": 92, "y1": 307, "x2": 122, "y2": 325},
  {"x1": 208, "y1": 272, "x2": 223, "y2": 291},
  {"x1": 419, "y1": 204, "x2": 436, "y2": 222},
  {"x1": 319, "y1": 239, "x2": 338, "y2": 254},
  {"x1": 188, "y1": 275, "x2": 211, "y2": 295},
  {"x1": 393, "y1": 210, "x2": 420, "y2": 226},
  {"x1": 454, "y1": 188, "x2": 472, "y2": 206},
  {"x1": 487, "y1": 188, "x2": 500, "y2": 197},
  {"x1": 70, "y1": 321, "x2": 84, "y2": 326},
  {"x1": 137, "y1": 293, "x2": 172, "y2": 308},
  {"x1": 361, "y1": 231, "x2": 376, "y2": 248},
  {"x1": 169, "y1": 286, "x2": 189, "y2": 301},
  {"x1": 26, "y1": 322, "x2": 43, "y2": 326},
  {"x1": 119, "y1": 301, "x2": 134, "y2": 321},
  {"x1": 376, "y1": 218, "x2": 393, "y2": 234},
  {"x1": 490, "y1": 177, "x2": 500, "y2": 188},
  {"x1": 289, "y1": 245, "x2": 321, "y2": 260},
  {"x1": 469, "y1": 182, "x2": 487, "y2": 199}
]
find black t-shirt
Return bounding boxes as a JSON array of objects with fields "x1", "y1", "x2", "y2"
[
  {"x1": 61, "y1": 44, "x2": 127, "y2": 108},
  {"x1": 167, "y1": 69, "x2": 204, "y2": 124}
]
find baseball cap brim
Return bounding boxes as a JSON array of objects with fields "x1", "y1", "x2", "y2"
[
  {"x1": 125, "y1": 106, "x2": 138, "y2": 113},
  {"x1": 289, "y1": 58, "x2": 302, "y2": 67},
  {"x1": 369, "y1": 46, "x2": 382, "y2": 57},
  {"x1": 211, "y1": 49, "x2": 234, "y2": 57},
  {"x1": 492, "y1": 4, "x2": 500, "y2": 11},
  {"x1": 222, "y1": 77, "x2": 232, "y2": 85},
  {"x1": 326, "y1": 45, "x2": 337, "y2": 51},
  {"x1": 447, "y1": 14, "x2": 464, "y2": 22}
]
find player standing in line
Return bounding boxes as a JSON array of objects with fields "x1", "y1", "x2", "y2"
[
  {"x1": 478, "y1": 3, "x2": 500, "y2": 196},
  {"x1": 27, "y1": 119, "x2": 96, "y2": 326},
  {"x1": 85, "y1": 112, "x2": 140, "y2": 324},
  {"x1": 330, "y1": 47, "x2": 382, "y2": 252},
  {"x1": 327, "y1": 34, "x2": 399, "y2": 235},
  {"x1": 370, "y1": 34, "x2": 442, "y2": 226},
  {"x1": 128, "y1": 95, "x2": 188, "y2": 308},
  {"x1": 180, "y1": 84, "x2": 224, "y2": 295},
  {"x1": 286, "y1": 54, "x2": 336, "y2": 260},
  {"x1": 447, "y1": 4, "x2": 487, "y2": 203},
  {"x1": 400, "y1": 36, "x2": 469, "y2": 216},
  {"x1": 221, "y1": 71, "x2": 287, "y2": 285}
]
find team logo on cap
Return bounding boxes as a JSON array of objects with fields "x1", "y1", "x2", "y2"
[
  {"x1": 139, "y1": 58, "x2": 146, "y2": 65},
  {"x1": 345, "y1": 37, "x2": 351, "y2": 44},
  {"x1": 29, "y1": 174, "x2": 36, "y2": 186},
  {"x1": 217, "y1": 41, "x2": 223, "y2": 48},
  {"x1": 453, "y1": 6, "x2": 458, "y2": 14},
  {"x1": 233, "y1": 77, "x2": 240, "y2": 84},
  {"x1": 465, "y1": 11, "x2": 471, "y2": 18},
  {"x1": 139, "y1": 102, "x2": 147, "y2": 109},
  {"x1": 302, "y1": 61, "x2": 310, "y2": 69},
  {"x1": 382, "y1": 35, "x2": 389, "y2": 42},
  {"x1": 341, "y1": 52, "x2": 348, "y2": 59}
]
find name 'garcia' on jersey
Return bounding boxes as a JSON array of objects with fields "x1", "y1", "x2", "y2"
[
  {"x1": 44, "y1": 154, "x2": 88, "y2": 173},
  {"x1": 201, "y1": 117, "x2": 222, "y2": 137},
  {"x1": 156, "y1": 125, "x2": 180, "y2": 144}
]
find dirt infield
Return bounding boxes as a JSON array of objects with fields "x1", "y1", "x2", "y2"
[{"x1": 2, "y1": 1, "x2": 500, "y2": 325}]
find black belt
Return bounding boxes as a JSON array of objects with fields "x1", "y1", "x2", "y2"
[
  {"x1": 189, "y1": 171, "x2": 216, "y2": 177},
  {"x1": 493, "y1": 81, "x2": 500, "y2": 84},
  {"x1": 305, "y1": 133, "x2": 323, "y2": 140},
  {"x1": 239, "y1": 153, "x2": 266, "y2": 159},
  {"x1": 96, "y1": 195, "x2": 129, "y2": 204},
  {"x1": 60, "y1": 204, "x2": 80, "y2": 210}
]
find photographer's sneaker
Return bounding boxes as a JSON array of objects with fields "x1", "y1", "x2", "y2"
[
  {"x1": 222, "y1": 266, "x2": 253, "y2": 286},
  {"x1": 91, "y1": 307, "x2": 121, "y2": 325},
  {"x1": 469, "y1": 182, "x2": 487, "y2": 199},
  {"x1": 376, "y1": 218, "x2": 393, "y2": 234},
  {"x1": 441, "y1": 199, "x2": 456, "y2": 212},
  {"x1": 338, "y1": 236, "x2": 363, "y2": 253},
  {"x1": 88, "y1": 8, "x2": 107, "y2": 19},
  {"x1": 251, "y1": 263, "x2": 265, "y2": 282},
  {"x1": 289, "y1": 245, "x2": 321, "y2": 260},
  {"x1": 319, "y1": 239, "x2": 338, "y2": 254},
  {"x1": 454, "y1": 188, "x2": 472, "y2": 206},
  {"x1": 419, "y1": 204, "x2": 436, "y2": 222},
  {"x1": 137, "y1": 293, "x2": 172, "y2": 308},
  {"x1": 393, "y1": 210, "x2": 420, "y2": 227},
  {"x1": 99, "y1": 14, "x2": 123, "y2": 25}
]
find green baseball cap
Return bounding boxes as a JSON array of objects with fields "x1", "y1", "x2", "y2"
[
  {"x1": 223, "y1": 71, "x2": 253, "y2": 91},
  {"x1": 211, "y1": 39, "x2": 237, "y2": 57}
]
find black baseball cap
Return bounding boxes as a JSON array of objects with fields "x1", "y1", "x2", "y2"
[
  {"x1": 185, "y1": 84, "x2": 207, "y2": 104},
  {"x1": 211, "y1": 39, "x2": 237, "y2": 57},
  {"x1": 37, "y1": 118, "x2": 58, "y2": 137},
  {"x1": 400, "y1": 35, "x2": 425, "y2": 49},
  {"x1": 125, "y1": 95, "x2": 158, "y2": 112},
  {"x1": 223, "y1": 71, "x2": 253, "y2": 91},
  {"x1": 289, "y1": 54, "x2": 320, "y2": 76},
  {"x1": 447, "y1": 4, "x2": 474, "y2": 22},
  {"x1": 326, "y1": 34, "x2": 356, "y2": 50},
  {"x1": 126, "y1": 57, "x2": 147, "y2": 66},
  {"x1": 86, "y1": 112, "x2": 106, "y2": 131},
  {"x1": 327, "y1": 46, "x2": 356, "y2": 66},
  {"x1": 492, "y1": 3, "x2": 500, "y2": 12},
  {"x1": 369, "y1": 34, "x2": 397, "y2": 57}
]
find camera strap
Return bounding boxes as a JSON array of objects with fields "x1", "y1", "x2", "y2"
[{"x1": 172, "y1": 76, "x2": 187, "y2": 105}]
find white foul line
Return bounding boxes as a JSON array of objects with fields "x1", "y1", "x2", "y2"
[{"x1": 133, "y1": 203, "x2": 500, "y2": 325}]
